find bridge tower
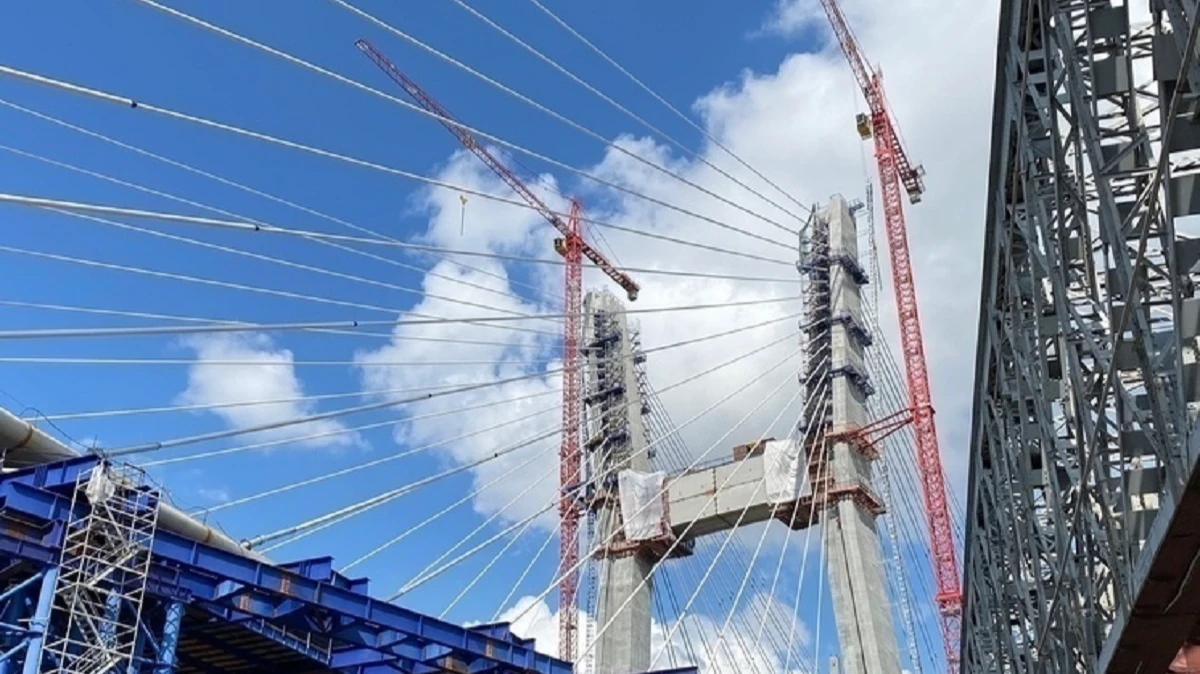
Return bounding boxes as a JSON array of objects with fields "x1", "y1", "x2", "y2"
[
  {"x1": 583, "y1": 290, "x2": 656, "y2": 674},
  {"x1": 806, "y1": 196, "x2": 900, "y2": 674},
  {"x1": 580, "y1": 195, "x2": 901, "y2": 673}
]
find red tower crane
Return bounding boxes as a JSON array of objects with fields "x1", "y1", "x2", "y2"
[
  {"x1": 814, "y1": 2, "x2": 962, "y2": 670},
  {"x1": 355, "y1": 39, "x2": 639, "y2": 664}
]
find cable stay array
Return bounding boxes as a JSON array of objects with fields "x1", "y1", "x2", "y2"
[{"x1": 0, "y1": 3, "x2": 963, "y2": 674}]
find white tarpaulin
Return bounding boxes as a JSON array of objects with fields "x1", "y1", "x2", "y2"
[
  {"x1": 764, "y1": 439, "x2": 808, "y2": 503},
  {"x1": 618, "y1": 469, "x2": 666, "y2": 541},
  {"x1": 85, "y1": 465, "x2": 116, "y2": 505}
]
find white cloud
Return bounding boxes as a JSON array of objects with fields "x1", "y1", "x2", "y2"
[
  {"x1": 176, "y1": 332, "x2": 358, "y2": 449},
  {"x1": 495, "y1": 592, "x2": 816, "y2": 674},
  {"x1": 755, "y1": 0, "x2": 827, "y2": 39},
  {"x1": 413, "y1": 147, "x2": 563, "y2": 257},
  {"x1": 355, "y1": 162, "x2": 565, "y2": 525},
  {"x1": 496, "y1": 595, "x2": 567, "y2": 657}
]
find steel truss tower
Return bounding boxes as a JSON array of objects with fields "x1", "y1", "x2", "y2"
[{"x1": 965, "y1": 0, "x2": 1200, "y2": 670}]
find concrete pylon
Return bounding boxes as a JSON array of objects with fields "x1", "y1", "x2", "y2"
[
  {"x1": 813, "y1": 196, "x2": 901, "y2": 674},
  {"x1": 584, "y1": 291, "x2": 653, "y2": 674}
]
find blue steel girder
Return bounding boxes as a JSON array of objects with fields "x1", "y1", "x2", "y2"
[
  {"x1": 4, "y1": 456, "x2": 100, "y2": 490},
  {"x1": 184, "y1": 626, "x2": 289, "y2": 674},
  {"x1": 0, "y1": 461, "x2": 571, "y2": 674},
  {"x1": 147, "y1": 539, "x2": 563, "y2": 674},
  {"x1": 334, "y1": 660, "x2": 411, "y2": 674},
  {"x1": 173, "y1": 648, "x2": 236, "y2": 674},
  {"x1": 280, "y1": 557, "x2": 372, "y2": 596},
  {"x1": 0, "y1": 457, "x2": 698, "y2": 674},
  {"x1": 331, "y1": 644, "x2": 412, "y2": 671},
  {"x1": 467, "y1": 623, "x2": 535, "y2": 651}
]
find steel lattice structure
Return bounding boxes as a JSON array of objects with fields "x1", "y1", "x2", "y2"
[{"x1": 964, "y1": 0, "x2": 1200, "y2": 670}]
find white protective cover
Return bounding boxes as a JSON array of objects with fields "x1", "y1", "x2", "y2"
[
  {"x1": 85, "y1": 465, "x2": 116, "y2": 505},
  {"x1": 764, "y1": 438, "x2": 808, "y2": 503},
  {"x1": 618, "y1": 469, "x2": 666, "y2": 541}
]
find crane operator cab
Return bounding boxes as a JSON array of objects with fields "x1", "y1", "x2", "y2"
[{"x1": 856, "y1": 112, "x2": 872, "y2": 139}]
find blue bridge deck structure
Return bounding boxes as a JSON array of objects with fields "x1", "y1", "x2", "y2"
[{"x1": 0, "y1": 453, "x2": 694, "y2": 674}]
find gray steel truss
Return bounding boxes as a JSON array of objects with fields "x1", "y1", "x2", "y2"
[{"x1": 964, "y1": 0, "x2": 1200, "y2": 670}]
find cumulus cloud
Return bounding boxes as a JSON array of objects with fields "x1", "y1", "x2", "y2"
[
  {"x1": 176, "y1": 332, "x2": 358, "y2": 449},
  {"x1": 495, "y1": 596, "x2": 568, "y2": 657},
  {"x1": 754, "y1": 0, "x2": 827, "y2": 39},
  {"x1": 354, "y1": 152, "x2": 566, "y2": 525},
  {"x1": 496, "y1": 592, "x2": 815, "y2": 674}
]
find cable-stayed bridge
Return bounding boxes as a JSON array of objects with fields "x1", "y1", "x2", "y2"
[
  {"x1": 0, "y1": 0, "x2": 961, "y2": 666},
  {"x1": 17, "y1": 0, "x2": 1200, "y2": 672}
]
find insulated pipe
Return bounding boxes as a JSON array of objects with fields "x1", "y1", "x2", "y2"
[
  {"x1": 0, "y1": 406, "x2": 268, "y2": 563},
  {"x1": 0, "y1": 407, "x2": 76, "y2": 467}
]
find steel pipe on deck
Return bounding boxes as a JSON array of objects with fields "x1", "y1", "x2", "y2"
[{"x1": 0, "y1": 406, "x2": 268, "y2": 562}]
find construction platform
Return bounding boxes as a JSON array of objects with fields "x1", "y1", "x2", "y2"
[{"x1": 0, "y1": 453, "x2": 696, "y2": 674}]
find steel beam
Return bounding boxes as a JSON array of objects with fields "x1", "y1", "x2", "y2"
[
  {"x1": 22, "y1": 569, "x2": 54, "y2": 674},
  {"x1": 0, "y1": 463, "x2": 573, "y2": 674},
  {"x1": 153, "y1": 600, "x2": 182, "y2": 674},
  {"x1": 964, "y1": 0, "x2": 1200, "y2": 670}
]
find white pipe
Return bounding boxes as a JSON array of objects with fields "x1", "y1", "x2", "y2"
[
  {"x1": 0, "y1": 406, "x2": 269, "y2": 563},
  {"x1": 0, "y1": 406, "x2": 77, "y2": 466}
]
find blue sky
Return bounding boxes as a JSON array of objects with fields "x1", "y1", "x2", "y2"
[{"x1": 0, "y1": 0, "x2": 989, "y2": 670}]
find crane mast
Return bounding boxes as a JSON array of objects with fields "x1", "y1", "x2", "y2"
[
  {"x1": 556, "y1": 199, "x2": 584, "y2": 665},
  {"x1": 815, "y1": 2, "x2": 962, "y2": 670},
  {"x1": 355, "y1": 39, "x2": 638, "y2": 664}
]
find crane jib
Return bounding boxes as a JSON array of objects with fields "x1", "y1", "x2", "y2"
[{"x1": 355, "y1": 38, "x2": 639, "y2": 303}]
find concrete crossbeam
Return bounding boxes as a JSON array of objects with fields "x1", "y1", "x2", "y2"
[{"x1": 665, "y1": 454, "x2": 777, "y2": 539}]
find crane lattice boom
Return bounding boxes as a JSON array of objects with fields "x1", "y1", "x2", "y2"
[
  {"x1": 355, "y1": 39, "x2": 639, "y2": 302},
  {"x1": 556, "y1": 199, "x2": 584, "y2": 664},
  {"x1": 815, "y1": 1, "x2": 962, "y2": 670},
  {"x1": 819, "y1": 0, "x2": 925, "y2": 202}
]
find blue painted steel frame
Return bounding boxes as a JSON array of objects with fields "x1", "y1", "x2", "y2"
[
  {"x1": 0, "y1": 457, "x2": 698, "y2": 674},
  {"x1": 0, "y1": 570, "x2": 53, "y2": 674}
]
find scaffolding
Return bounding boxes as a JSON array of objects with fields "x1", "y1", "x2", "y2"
[{"x1": 43, "y1": 462, "x2": 159, "y2": 674}]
